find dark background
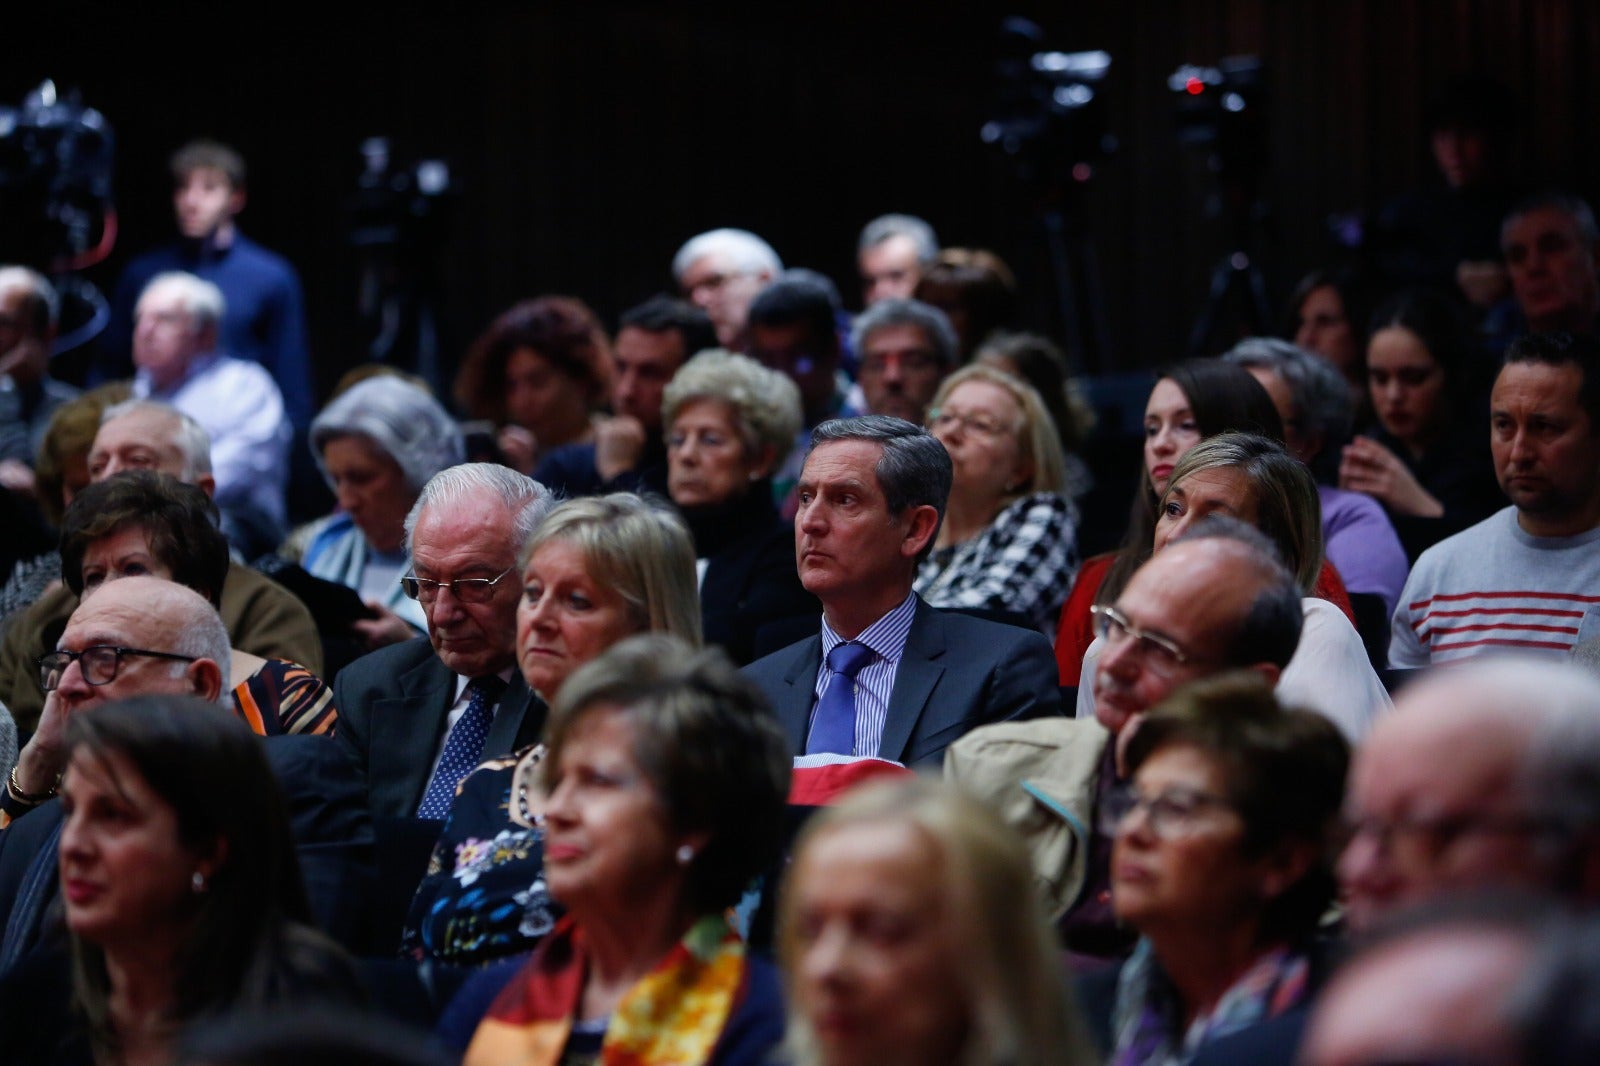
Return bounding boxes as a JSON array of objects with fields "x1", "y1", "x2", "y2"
[{"x1": 7, "y1": 0, "x2": 1598, "y2": 404}]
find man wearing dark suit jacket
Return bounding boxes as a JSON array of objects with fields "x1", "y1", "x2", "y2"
[
  {"x1": 334, "y1": 463, "x2": 553, "y2": 819},
  {"x1": 743, "y1": 416, "x2": 1060, "y2": 768}
]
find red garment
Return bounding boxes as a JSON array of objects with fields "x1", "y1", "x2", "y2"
[{"x1": 1054, "y1": 553, "x2": 1354, "y2": 686}]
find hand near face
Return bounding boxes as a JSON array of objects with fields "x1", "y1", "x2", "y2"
[
  {"x1": 1339, "y1": 437, "x2": 1444, "y2": 517},
  {"x1": 1456, "y1": 260, "x2": 1510, "y2": 309},
  {"x1": 593, "y1": 415, "x2": 647, "y2": 482},
  {"x1": 0, "y1": 458, "x2": 36, "y2": 496},
  {"x1": 353, "y1": 600, "x2": 419, "y2": 650},
  {"x1": 14, "y1": 691, "x2": 70, "y2": 797},
  {"x1": 497, "y1": 424, "x2": 539, "y2": 475}
]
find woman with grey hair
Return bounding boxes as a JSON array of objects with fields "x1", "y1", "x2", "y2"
[
  {"x1": 303, "y1": 374, "x2": 464, "y2": 647},
  {"x1": 1222, "y1": 338, "x2": 1409, "y2": 620},
  {"x1": 662, "y1": 349, "x2": 819, "y2": 664}
]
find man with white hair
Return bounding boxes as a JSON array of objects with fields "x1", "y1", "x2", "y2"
[
  {"x1": 672, "y1": 228, "x2": 782, "y2": 350},
  {"x1": 857, "y1": 213, "x2": 938, "y2": 307},
  {"x1": 0, "y1": 267, "x2": 78, "y2": 481},
  {"x1": 131, "y1": 270, "x2": 291, "y2": 551},
  {"x1": 1340, "y1": 657, "x2": 1600, "y2": 933},
  {"x1": 334, "y1": 463, "x2": 553, "y2": 819}
]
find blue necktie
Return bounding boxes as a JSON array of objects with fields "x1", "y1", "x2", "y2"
[
  {"x1": 418, "y1": 676, "x2": 506, "y2": 819},
  {"x1": 807, "y1": 642, "x2": 874, "y2": 756}
]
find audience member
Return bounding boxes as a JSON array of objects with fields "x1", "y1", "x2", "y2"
[
  {"x1": 1340, "y1": 288, "x2": 1501, "y2": 561},
  {"x1": 1223, "y1": 337, "x2": 1409, "y2": 619},
  {"x1": 0, "y1": 694, "x2": 362, "y2": 1066},
  {"x1": 0, "y1": 267, "x2": 78, "y2": 486},
  {"x1": 1285, "y1": 268, "x2": 1372, "y2": 404},
  {"x1": 1078, "y1": 438, "x2": 1388, "y2": 741},
  {"x1": 744, "y1": 272, "x2": 854, "y2": 515},
  {"x1": 454, "y1": 296, "x2": 613, "y2": 475},
  {"x1": 1097, "y1": 674, "x2": 1347, "y2": 1065},
  {"x1": 916, "y1": 364, "x2": 1079, "y2": 633},
  {"x1": 0, "y1": 578, "x2": 373, "y2": 958},
  {"x1": 129, "y1": 272, "x2": 292, "y2": 554},
  {"x1": 851, "y1": 296, "x2": 958, "y2": 424},
  {"x1": 672, "y1": 227, "x2": 783, "y2": 350},
  {"x1": 1055, "y1": 359, "x2": 1284, "y2": 685},
  {"x1": 402, "y1": 494, "x2": 701, "y2": 965},
  {"x1": 857, "y1": 213, "x2": 939, "y2": 307},
  {"x1": 332, "y1": 464, "x2": 553, "y2": 819},
  {"x1": 1390, "y1": 331, "x2": 1600, "y2": 667},
  {"x1": 1498, "y1": 191, "x2": 1600, "y2": 336},
  {"x1": 781, "y1": 777, "x2": 1093, "y2": 1066},
  {"x1": 745, "y1": 416, "x2": 1060, "y2": 769},
  {"x1": 976, "y1": 330, "x2": 1097, "y2": 500},
  {"x1": 304, "y1": 375, "x2": 464, "y2": 648},
  {"x1": 949, "y1": 526, "x2": 1303, "y2": 957},
  {"x1": 58, "y1": 472, "x2": 335, "y2": 736},
  {"x1": 0, "y1": 400, "x2": 321, "y2": 735},
  {"x1": 447, "y1": 636, "x2": 790, "y2": 1065},
  {"x1": 1340, "y1": 657, "x2": 1600, "y2": 932},
  {"x1": 99, "y1": 139, "x2": 313, "y2": 430},
  {"x1": 661, "y1": 350, "x2": 818, "y2": 663},
  {"x1": 1301, "y1": 895, "x2": 1555, "y2": 1066},
  {"x1": 534, "y1": 295, "x2": 716, "y2": 498},
  {"x1": 914, "y1": 248, "x2": 1017, "y2": 361}
]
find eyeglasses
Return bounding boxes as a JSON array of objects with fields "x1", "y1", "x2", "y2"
[
  {"x1": 1100, "y1": 784, "x2": 1235, "y2": 838},
  {"x1": 38, "y1": 646, "x2": 200, "y2": 692},
  {"x1": 1339, "y1": 811, "x2": 1564, "y2": 865},
  {"x1": 400, "y1": 566, "x2": 516, "y2": 604},
  {"x1": 926, "y1": 407, "x2": 1013, "y2": 438},
  {"x1": 1090, "y1": 603, "x2": 1207, "y2": 676}
]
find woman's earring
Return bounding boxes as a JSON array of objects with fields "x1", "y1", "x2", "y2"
[
  {"x1": 676, "y1": 845, "x2": 695, "y2": 866},
  {"x1": 191, "y1": 871, "x2": 207, "y2": 894}
]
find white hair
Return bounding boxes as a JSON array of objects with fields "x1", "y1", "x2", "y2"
[
  {"x1": 0, "y1": 265, "x2": 59, "y2": 331},
  {"x1": 137, "y1": 271, "x2": 227, "y2": 334},
  {"x1": 671, "y1": 228, "x2": 782, "y2": 283},
  {"x1": 403, "y1": 463, "x2": 554, "y2": 557},
  {"x1": 311, "y1": 376, "x2": 465, "y2": 492},
  {"x1": 99, "y1": 399, "x2": 213, "y2": 479},
  {"x1": 857, "y1": 213, "x2": 940, "y2": 264}
]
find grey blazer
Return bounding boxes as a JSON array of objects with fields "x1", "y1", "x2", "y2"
[
  {"x1": 742, "y1": 597, "x2": 1063, "y2": 769},
  {"x1": 333, "y1": 637, "x2": 546, "y2": 819}
]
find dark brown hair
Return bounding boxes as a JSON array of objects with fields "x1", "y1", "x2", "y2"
[{"x1": 454, "y1": 295, "x2": 613, "y2": 423}]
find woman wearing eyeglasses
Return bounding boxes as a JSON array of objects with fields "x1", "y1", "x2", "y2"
[
  {"x1": 915, "y1": 364, "x2": 1079, "y2": 634},
  {"x1": 1098, "y1": 672, "x2": 1348, "y2": 1065}
]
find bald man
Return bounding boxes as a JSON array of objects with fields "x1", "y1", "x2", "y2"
[{"x1": 1339, "y1": 657, "x2": 1600, "y2": 932}]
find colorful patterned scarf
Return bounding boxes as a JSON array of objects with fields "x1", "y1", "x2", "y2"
[
  {"x1": 464, "y1": 913, "x2": 748, "y2": 1066},
  {"x1": 1110, "y1": 938, "x2": 1310, "y2": 1066}
]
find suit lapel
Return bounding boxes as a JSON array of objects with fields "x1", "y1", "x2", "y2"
[
  {"x1": 487, "y1": 673, "x2": 544, "y2": 753},
  {"x1": 776, "y1": 636, "x2": 825, "y2": 755},
  {"x1": 370, "y1": 655, "x2": 457, "y2": 813},
  {"x1": 878, "y1": 601, "x2": 947, "y2": 763}
]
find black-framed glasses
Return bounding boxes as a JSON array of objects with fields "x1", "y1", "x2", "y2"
[
  {"x1": 1090, "y1": 603, "x2": 1208, "y2": 676},
  {"x1": 400, "y1": 566, "x2": 516, "y2": 605},
  {"x1": 1099, "y1": 784, "x2": 1236, "y2": 838},
  {"x1": 38, "y1": 646, "x2": 199, "y2": 692}
]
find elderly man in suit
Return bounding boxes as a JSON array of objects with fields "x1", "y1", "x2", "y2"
[
  {"x1": 743, "y1": 415, "x2": 1060, "y2": 768},
  {"x1": 333, "y1": 463, "x2": 553, "y2": 819}
]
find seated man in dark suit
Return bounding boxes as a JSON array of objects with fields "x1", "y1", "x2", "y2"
[
  {"x1": 0, "y1": 577, "x2": 372, "y2": 967},
  {"x1": 742, "y1": 415, "x2": 1060, "y2": 769},
  {"x1": 333, "y1": 463, "x2": 553, "y2": 820}
]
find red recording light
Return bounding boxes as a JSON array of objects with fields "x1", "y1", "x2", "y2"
[{"x1": 1185, "y1": 77, "x2": 1204, "y2": 95}]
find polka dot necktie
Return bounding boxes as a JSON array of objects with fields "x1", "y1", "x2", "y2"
[
  {"x1": 806, "y1": 641, "x2": 874, "y2": 756},
  {"x1": 417, "y1": 675, "x2": 507, "y2": 819}
]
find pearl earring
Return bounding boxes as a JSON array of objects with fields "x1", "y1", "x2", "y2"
[
  {"x1": 676, "y1": 845, "x2": 695, "y2": 866},
  {"x1": 191, "y1": 871, "x2": 207, "y2": 894}
]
